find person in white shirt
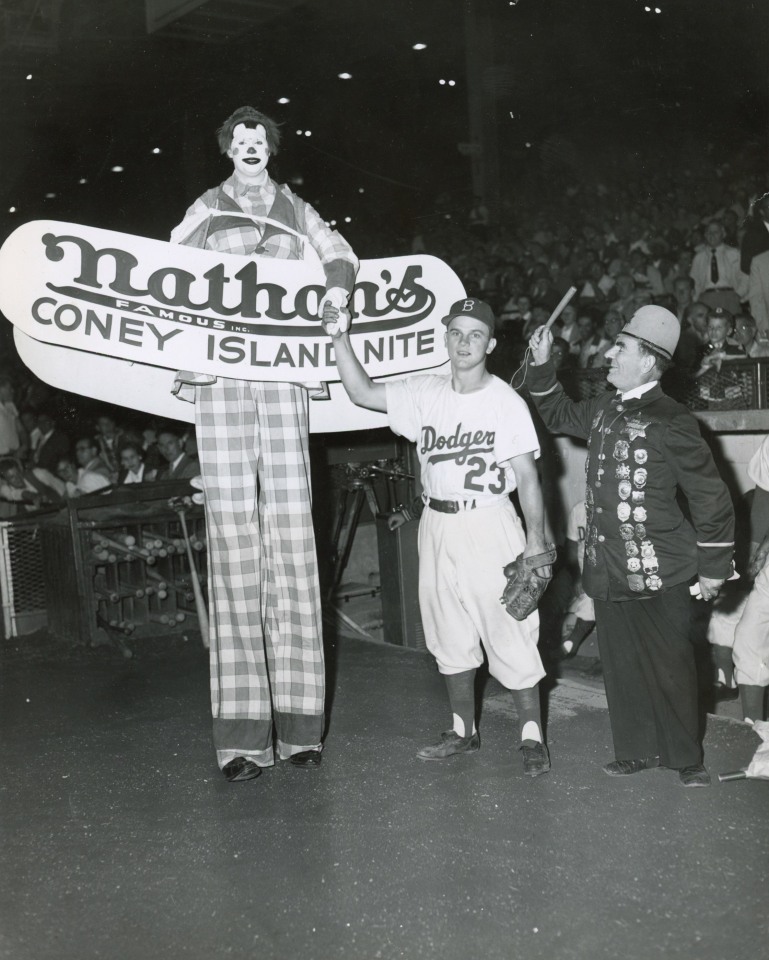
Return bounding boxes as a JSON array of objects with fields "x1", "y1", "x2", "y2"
[
  {"x1": 57, "y1": 441, "x2": 112, "y2": 497},
  {"x1": 690, "y1": 220, "x2": 748, "y2": 316},
  {"x1": 324, "y1": 296, "x2": 553, "y2": 778},
  {"x1": 118, "y1": 442, "x2": 156, "y2": 484},
  {"x1": 0, "y1": 459, "x2": 64, "y2": 511}
]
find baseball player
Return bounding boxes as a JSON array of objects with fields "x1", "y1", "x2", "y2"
[{"x1": 324, "y1": 297, "x2": 553, "y2": 777}]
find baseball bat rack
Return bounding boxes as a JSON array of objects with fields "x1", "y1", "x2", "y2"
[{"x1": 40, "y1": 480, "x2": 207, "y2": 656}]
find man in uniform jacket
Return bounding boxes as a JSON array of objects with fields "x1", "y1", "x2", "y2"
[{"x1": 527, "y1": 305, "x2": 735, "y2": 787}]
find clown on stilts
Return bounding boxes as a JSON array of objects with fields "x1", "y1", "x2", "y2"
[{"x1": 170, "y1": 106, "x2": 358, "y2": 782}]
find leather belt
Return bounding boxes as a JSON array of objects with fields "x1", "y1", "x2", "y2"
[{"x1": 428, "y1": 498, "x2": 477, "y2": 513}]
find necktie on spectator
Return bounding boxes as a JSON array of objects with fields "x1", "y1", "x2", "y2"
[{"x1": 710, "y1": 249, "x2": 719, "y2": 285}]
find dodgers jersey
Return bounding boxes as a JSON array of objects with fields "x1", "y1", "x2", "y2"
[{"x1": 386, "y1": 373, "x2": 540, "y2": 504}]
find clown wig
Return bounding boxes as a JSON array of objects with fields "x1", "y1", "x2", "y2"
[{"x1": 216, "y1": 106, "x2": 282, "y2": 156}]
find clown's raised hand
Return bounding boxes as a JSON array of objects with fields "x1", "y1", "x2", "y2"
[{"x1": 319, "y1": 286, "x2": 350, "y2": 336}]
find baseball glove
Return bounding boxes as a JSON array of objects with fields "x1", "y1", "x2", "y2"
[{"x1": 500, "y1": 545, "x2": 557, "y2": 621}]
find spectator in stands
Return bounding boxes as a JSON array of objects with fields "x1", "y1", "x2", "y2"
[
  {"x1": 0, "y1": 457, "x2": 64, "y2": 512},
  {"x1": 55, "y1": 454, "x2": 110, "y2": 498},
  {"x1": 663, "y1": 248, "x2": 694, "y2": 295},
  {"x1": 733, "y1": 313, "x2": 769, "y2": 358},
  {"x1": 72, "y1": 437, "x2": 113, "y2": 491},
  {"x1": 155, "y1": 427, "x2": 200, "y2": 480},
  {"x1": 672, "y1": 276, "x2": 694, "y2": 324},
  {"x1": 675, "y1": 302, "x2": 709, "y2": 372},
  {"x1": 522, "y1": 304, "x2": 550, "y2": 343},
  {"x1": 696, "y1": 308, "x2": 744, "y2": 375},
  {"x1": 94, "y1": 413, "x2": 124, "y2": 482},
  {"x1": 118, "y1": 441, "x2": 156, "y2": 484},
  {"x1": 576, "y1": 311, "x2": 608, "y2": 369},
  {"x1": 611, "y1": 273, "x2": 637, "y2": 321},
  {"x1": 32, "y1": 413, "x2": 70, "y2": 474},
  {"x1": 136, "y1": 420, "x2": 163, "y2": 476},
  {"x1": 552, "y1": 302, "x2": 580, "y2": 351},
  {"x1": 499, "y1": 292, "x2": 532, "y2": 328},
  {"x1": 690, "y1": 220, "x2": 747, "y2": 316},
  {"x1": 578, "y1": 260, "x2": 609, "y2": 307},
  {"x1": 628, "y1": 249, "x2": 653, "y2": 294},
  {"x1": 0, "y1": 379, "x2": 26, "y2": 459},
  {"x1": 20, "y1": 411, "x2": 41, "y2": 461},
  {"x1": 589, "y1": 310, "x2": 624, "y2": 369},
  {"x1": 550, "y1": 336, "x2": 573, "y2": 373},
  {"x1": 695, "y1": 307, "x2": 748, "y2": 409},
  {"x1": 528, "y1": 267, "x2": 561, "y2": 312}
]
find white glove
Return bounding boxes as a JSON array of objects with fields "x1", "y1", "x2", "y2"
[
  {"x1": 319, "y1": 286, "x2": 350, "y2": 335},
  {"x1": 189, "y1": 474, "x2": 205, "y2": 506}
]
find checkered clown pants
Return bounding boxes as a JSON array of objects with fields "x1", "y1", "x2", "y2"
[{"x1": 195, "y1": 379, "x2": 325, "y2": 767}]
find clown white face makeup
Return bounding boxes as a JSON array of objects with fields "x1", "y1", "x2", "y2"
[{"x1": 228, "y1": 122, "x2": 270, "y2": 184}]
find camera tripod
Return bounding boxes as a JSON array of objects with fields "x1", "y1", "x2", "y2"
[{"x1": 327, "y1": 459, "x2": 413, "y2": 601}]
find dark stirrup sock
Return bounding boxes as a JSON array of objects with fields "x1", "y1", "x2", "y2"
[
  {"x1": 562, "y1": 617, "x2": 595, "y2": 653},
  {"x1": 740, "y1": 684, "x2": 767, "y2": 723},
  {"x1": 444, "y1": 669, "x2": 477, "y2": 738},
  {"x1": 712, "y1": 644, "x2": 736, "y2": 688},
  {"x1": 512, "y1": 685, "x2": 543, "y2": 746}
]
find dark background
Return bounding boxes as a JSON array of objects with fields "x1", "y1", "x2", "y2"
[{"x1": 1, "y1": 0, "x2": 766, "y2": 255}]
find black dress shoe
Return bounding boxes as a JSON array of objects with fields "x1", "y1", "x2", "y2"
[
  {"x1": 713, "y1": 683, "x2": 739, "y2": 702},
  {"x1": 520, "y1": 741, "x2": 551, "y2": 777},
  {"x1": 416, "y1": 730, "x2": 480, "y2": 761},
  {"x1": 678, "y1": 764, "x2": 711, "y2": 787},
  {"x1": 222, "y1": 757, "x2": 262, "y2": 782},
  {"x1": 603, "y1": 757, "x2": 660, "y2": 776},
  {"x1": 290, "y1": 749, "x2": 322, "y2": 768}
]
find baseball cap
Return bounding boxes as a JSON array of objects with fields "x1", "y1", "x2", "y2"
[{"x1": 441, "y1": 297, "x2": 496, "y2": 336}]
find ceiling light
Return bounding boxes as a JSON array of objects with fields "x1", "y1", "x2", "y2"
[
  {"x1": 78, "y1": 178, "x2": 88, "y2": 185},
  {"x1": 45, "y1": 192, "x2": 56, "y2": 199},
  {"x1": 9, "y1": 206, "x2": 17, "y2": 213},
  {"x1": 439, "y1": 79, "x2": 446, "y2": 85},
  {"x1": 26, "y1": 74, "x2": 32, "y2": 80},
  {"x1": 412, "y1": 43, "x2": 426, "y2": 50},
  {"x1": 111, "y1": 166, "x2": 124, "y2": 173},
  {"x1": 304, "y1": 130, "x2": 312, "y2": 137},
  {"x1": 344, "y1": 217, "x2": 352, "y2": 223},
  {"x1": 152, "y1": 147, "x2": 162, "y2": 155},
  {"x1": 338, "y1": 73, "x2": 352, "y2": 80},
  {"x1": 277, "y1": 97, "x2": 290, "y2": 104},
  {"x1": 448, "y1": 80, "x2": 456, "y2": 86}
]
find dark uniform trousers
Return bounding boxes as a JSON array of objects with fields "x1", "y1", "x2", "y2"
[{"x1": 595, "y1": 582, "x2": 700, "y2": 769}]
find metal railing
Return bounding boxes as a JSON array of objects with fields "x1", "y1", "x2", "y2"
[{"x1": 557, "y1": 359, "x2": 769, "y2": 412}]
